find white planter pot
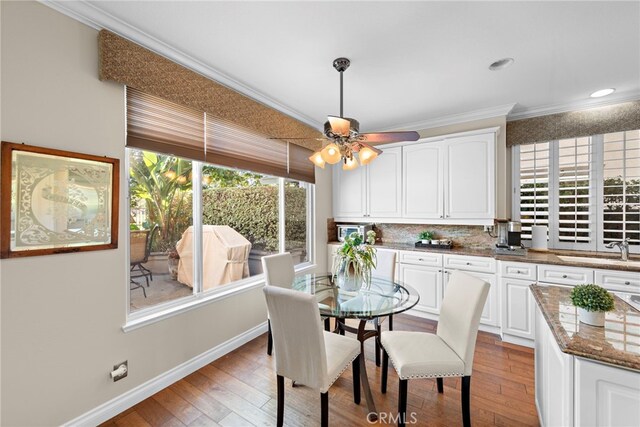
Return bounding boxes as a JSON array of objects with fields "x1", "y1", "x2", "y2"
[
  {"x1": 421, "y1": 240, "x2": 429, "y2": 244},
  {"x1": 577, "y1": 307, "x2": 605, "y2": 327}
]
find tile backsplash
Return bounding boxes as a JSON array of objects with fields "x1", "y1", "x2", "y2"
[{"x1": 328, "y1": 219, "x2": 495, "y2": 249}]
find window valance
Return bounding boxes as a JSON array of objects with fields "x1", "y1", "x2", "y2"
[{"x1": 506, "y1": 100, "x2": 640, "y2": 147}]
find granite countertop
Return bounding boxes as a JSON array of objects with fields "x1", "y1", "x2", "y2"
[
  {"x1": 328, "y1": 241, "x2": 640, "y2": 272},
  {"x1": 531, "y1": 284, "x2": 640, "y2": 371}
]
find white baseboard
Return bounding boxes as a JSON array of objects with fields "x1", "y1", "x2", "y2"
[
  {"x1": 64, "y1": 321, "x2": 268, "y2": 427},
  {"x1": 502, "y1": 333, "x2": 535, "y2": 349}
]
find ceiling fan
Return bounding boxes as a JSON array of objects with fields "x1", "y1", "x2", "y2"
[{"x1": 306, "y1": 57, "x2": 421, "y2": 170}]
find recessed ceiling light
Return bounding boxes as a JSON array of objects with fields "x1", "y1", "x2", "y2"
[
  {"x1": 590, "y1": 88, "x2": 615, "y2": 98},
  {"x1": 489, "y1": 58, "x2": 514, "y2": 71}
]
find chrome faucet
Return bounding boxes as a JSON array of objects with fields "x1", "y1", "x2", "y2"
[{"x1": 606, "y1": 238, "x2": 630, "y2": 261}]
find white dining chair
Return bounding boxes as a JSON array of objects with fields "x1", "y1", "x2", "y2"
[
  {"x1": 342, "y1": 248, "x2": 397, "y2": 366},
  {"x1": 262, "y1": 252, "x2": 330, "y2": 355},
  {"x1": 263, "y1": 286, "x2": 361, "y2": 427},
  {"x1": 380, "y1": 270, "x2": 490, "y2": 427}
]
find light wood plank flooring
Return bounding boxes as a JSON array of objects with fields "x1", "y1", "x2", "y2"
[{"x1": 102, "y1": 315, "x2": 539, "y2": 426}]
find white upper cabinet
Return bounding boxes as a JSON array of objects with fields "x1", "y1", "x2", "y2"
[
  {"x1": 333, "y1": 162, "x2": 367, "y2": 218},
  {"x1": 368, "y1": 146, "x2": 402, "y2": 218},
  {"x1": 333, "y1": 127, "x2": 497, "y2": 224},
  {"x1": 403, "y1": 143, "x2": 444, "y2": 219},
  {"x1": 445, "y1": 133, "x2": 495, "y2": 219}
]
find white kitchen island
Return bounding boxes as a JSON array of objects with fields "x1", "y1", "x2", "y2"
[{"x1": 531, "y1": 284, "x2": 640, "y2": 427}]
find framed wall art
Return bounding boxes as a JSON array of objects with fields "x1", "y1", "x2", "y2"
[{"x1": 1, "y1": 141, "x2": 119, "y2": 258}]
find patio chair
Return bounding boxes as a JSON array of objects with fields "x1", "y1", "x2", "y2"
[{"x1": 130, "y1": 224, "x2": 159, "y2": 288}]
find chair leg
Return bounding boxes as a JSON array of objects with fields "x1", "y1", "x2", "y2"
[
  {"x1": 462, "y1": 376, "x2": 471, "y2": 427},
  {"x1": 389, "y1": 314, "x2": 393, "y2": 331},
  {"x1": 437, "y1": 377, "x2": 444, "y2": 393},
  {"x1": 277, "y1": 375, "x2": 284, "y2": 427},
  {"x1": 267, "y1": 320, "x2": 273, "y2": 356},
  {"x1": 381, "y1": 347, "x2": 389, "y2": 394},
  {"x1": 321, "y1": 391, "x2": 329, "y2": 427},
  {"x1": 375, "y1": 320, "x2": 381, "y2": 367},
  {"x1": 324, "y1": 317, "x2": 330, "y2": 331},
  {"x1": 398, "y1": 379, "x2": 408, "y2": 427},
  {"x1": 352, "y1": 356, "x2": 360, "y2": 404}
]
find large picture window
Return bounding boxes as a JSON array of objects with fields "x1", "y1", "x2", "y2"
[
  {"x1": 126, "y1": 89, "x2": 314, "y2": 315},
  {"x1": 513, "y1": 130, "x2": 639, "y2": 253}
]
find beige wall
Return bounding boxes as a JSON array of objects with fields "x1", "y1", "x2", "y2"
[
  {"x1": 418, "y1": 116, "x2": 510, "y2": 219},
  {"x1": 0, "y1": 2, "x2": 332, "y2": 425}
]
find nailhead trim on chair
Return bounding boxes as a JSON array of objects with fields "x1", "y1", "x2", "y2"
[
  {"x1": 386, "y1": 352, "x2": 465, "y2": 380},
  {"x1": 323, "y1": 353, "x2": 360, "y2": 393}
]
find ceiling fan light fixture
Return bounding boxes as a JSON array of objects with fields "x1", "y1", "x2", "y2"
[
  {"x1": 342, "y1": 156, "x2": 359, "y2": 171},
  {"x1": 309, "y1": 151, "x2": 326, "y2": 168},
  {"x1": 358, "y1": 145, "x2": 379, "y2": 166},
  {"x1": 321, "y1": 143, "x2": 342, "y2": 164}
]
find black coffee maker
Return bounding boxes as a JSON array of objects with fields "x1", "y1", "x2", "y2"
[{"x1": 507, "y1": 221, "x2": 522, "y2": 249}]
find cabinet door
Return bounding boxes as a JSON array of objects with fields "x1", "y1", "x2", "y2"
[
  {"x1": 399, "y1": 264, "x2": 442, "y2": 314},
  {"x1": 444, "y1": 133, "x2": 495, "y2": 219},
  {"x1": 443, "y1": 270, "x2": 498, "y2": 326},
  {"x1": 402, "y1": 142, "x2": 443, "y2": 219},
  {"x1": 501, "y1": 277, "x2": 535, "y2": 340},
  {"x1": 368, "y1": 147, "x2": 402, "y2": 218},
  {"x1": 575, "y1": 358, "x2": 640, "y2": 427},
  {"x1": 333, "y1": 164, "x2": 366, "y2": 218}
]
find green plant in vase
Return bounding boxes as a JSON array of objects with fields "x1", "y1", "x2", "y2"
[
  {"x1": 419, "y1": 231, "x2": 433, "y2": 244},
  {"x1": 333, "y1": 230, "x2": 377, "y2": 290},
  {"x1": 570, "y1": 284, "x2": 615, "y2": 327}
]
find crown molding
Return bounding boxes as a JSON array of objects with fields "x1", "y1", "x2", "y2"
[
  {"x1": 39, "y1": 0, "x2": 323, "y2": 131},
  {"x1": 507, "y1": 90, "x2": 640, "y2": 121},
  {"x1": 382, "y1": 103, "x2": 516, "y2": 132}
]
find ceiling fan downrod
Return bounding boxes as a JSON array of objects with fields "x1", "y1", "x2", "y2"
[{"x1": 333, "y1": 57, "x2": 350, "y2": 118}]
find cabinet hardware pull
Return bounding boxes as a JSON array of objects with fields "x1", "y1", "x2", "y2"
[
  {"x1": 562, "y1": 274, "x2": 568, "y2": 278},
  {"x1": 625, "y1": 281, "x2": 630, "y2": 285},
  {"x1": 418, "y1": 258, "x2": 424, "y2": 261},
  {"x1": 438, "y1": 270, "x2": 442, "y2": 273},
  {"x1": 466, "y1": 262, "x2": 471, "y2": 265},
  {"x1": 440, "y1": 215, "x2": 443, "y2": 218}
]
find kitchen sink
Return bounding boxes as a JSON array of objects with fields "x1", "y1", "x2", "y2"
[{"x1": 556, "y1": 255, "x2": 640, "y2": 269}]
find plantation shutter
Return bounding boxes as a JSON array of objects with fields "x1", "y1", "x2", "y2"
[
  {"x1": 287, "y1": 143, "x2": 316, "y2": 183},
  {"x1": 518, "y1": 142, "x2": 550, "y2": 240},
  {"x1": 555, "y1": 137, "x2": 595, "y2": 245},
  {"x1": 601, "y1": 130, "x2": 640, "y2": 248},
  {"x1": 205, "y1": 115, "x2": 288, "y2": 178},
  {"x1": 126, "y1": 88, "x2": 205, "y2": 161}
]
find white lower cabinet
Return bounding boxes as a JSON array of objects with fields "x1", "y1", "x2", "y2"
[
  {"x1": 535, "y1": 305, "x2": 640, "y2": 427},
  {"x1": 501, "y1": 277, "x2": 535, "y2": 341},
  {"x1": 399, "y1": 263, "x2": 442, "y2": 315},
  {"x1": 575, "y1": 358, "x2": 640, "y2": 427}
]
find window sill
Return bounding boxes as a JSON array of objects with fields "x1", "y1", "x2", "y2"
[{"x1": 123, "y1": 263, "x2": 317, "y2": 332}]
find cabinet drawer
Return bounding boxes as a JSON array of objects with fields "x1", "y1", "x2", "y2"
[
  {"x1": 444, "y1": 254, "x2": 496, "y2": 273},
  {"x1": 538, "y1": 264, "x2": 593, "y2": 286},
  {"x1": 399, "y1": 250, "x2": 442, "y2": 267},
  {"x1": 500, "y1": 261, "x2": 537, "y2": 281},
  {"x1": 595, "y1": 270, "x2": 640, "y2": 292}
]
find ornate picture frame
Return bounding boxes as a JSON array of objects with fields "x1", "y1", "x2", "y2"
[{"x1": 1, "y1": 141, "x2": 119, "y2": 258}]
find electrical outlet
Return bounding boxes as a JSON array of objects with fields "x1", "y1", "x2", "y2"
[
  {"x1": 111, "y1": 360, "x2": 128, "y2": 382},
  {"x1": 484, "y1": 225, "x2": 494, "y2": 232}
]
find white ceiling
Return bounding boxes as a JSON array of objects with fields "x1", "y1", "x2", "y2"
[{"x1": 53, "y1": 1, "x2": 640, "y2": 132}]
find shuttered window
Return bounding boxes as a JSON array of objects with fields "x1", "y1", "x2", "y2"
[
  {"x1": 513, "y1": 129, "x2": 639, "y2": 254},
  {"x1": 127, "y1": 88, "x2": 315, "y2": 183},
  {"x1": 555, "y1": 137, "x2": 594, "y2": 246},
  {"x1": 601, "y1": 130, "x2": 640, "y2": 249},
  {"x1": 518, "y1": 142, "x2": 550, "y2": 239}
]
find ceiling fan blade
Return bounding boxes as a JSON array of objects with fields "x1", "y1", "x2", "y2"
[
  {"x1": 359, "y1": 131, "x2": 420, "y2": 144},
  {"x1": 328, "y1": 115, "x2": 351, "y2": 136},
  {"x1": 353, "y1": 141, "x2": 382, "y2": 155},
  {"x1": 267, "y1": 137, "x2": 325, "y2": 141}
]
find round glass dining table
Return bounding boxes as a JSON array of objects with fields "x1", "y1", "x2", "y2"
[{"x1": 292, "y1": 273, "x2": 420, "y2": 420}]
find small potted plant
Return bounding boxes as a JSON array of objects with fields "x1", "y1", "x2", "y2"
[
  {"x1": 333, "y1": 230, "x2": 377, "y2": 291},
  {"x1": 570, "y1": 284, "x2": 615, "y2": 327},
  {"x1": 419, "y1": 231, "x2": 433, "y2": 245}
]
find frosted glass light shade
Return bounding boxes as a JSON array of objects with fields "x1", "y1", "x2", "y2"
[
  {"x1": 342, "y1": 156, "x2": 359, "y2": 170},
  {"x1": 308, "y1": 151, "x2": 326, "y2": 168},
  {"x1": 358, "y1": 146, "x2": 379, "y2": 165},
  {"x1": 321, "y1": 143, "x2": 342, "y2": 164}
]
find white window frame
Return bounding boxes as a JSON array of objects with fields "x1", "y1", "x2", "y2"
[
  {"x1": 512, "y1": 133, "x2": 639, "y2": 255},
  {"x1": 124, "y1": 150, "x2": 315, "y2": 330}
]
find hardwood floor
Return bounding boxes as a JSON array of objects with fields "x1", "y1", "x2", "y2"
[{"x1": 101, "y1": 315, "x2": 539, "y2": 426}]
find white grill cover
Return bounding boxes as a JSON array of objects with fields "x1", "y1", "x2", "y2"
[{"x1": 176, "y1": 225, "x2": 251, "y2": 290}]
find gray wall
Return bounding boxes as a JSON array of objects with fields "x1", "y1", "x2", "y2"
[{"x1": 0, "y1": 2, "x2": 332, "y2": 425}]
